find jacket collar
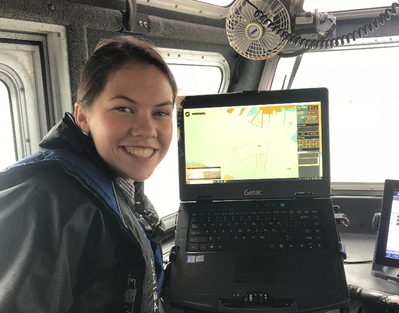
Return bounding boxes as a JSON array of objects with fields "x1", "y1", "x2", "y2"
[
  {"x1": 39, "y1": 112, "x2": 116, "y2": 179},
  {"x1": 38, "y1": 113, "x2": 153, "y2": 227}
]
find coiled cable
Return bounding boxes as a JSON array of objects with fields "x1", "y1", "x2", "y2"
[{"x1": 245, "y1": 0, "x2": 399, "y2": 50}]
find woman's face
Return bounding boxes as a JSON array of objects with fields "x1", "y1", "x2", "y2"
[{"x1": 75, "y1": 63, "x2": 174, "y2": 182}]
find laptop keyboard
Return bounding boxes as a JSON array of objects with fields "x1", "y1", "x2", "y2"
[{"x1": 187, "y1": 207, "x2": 325, "y2": 252}]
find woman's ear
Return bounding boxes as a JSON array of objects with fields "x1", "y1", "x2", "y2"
[{"x1": 74, "y1": 102, "x2": 91, "y2": 134}]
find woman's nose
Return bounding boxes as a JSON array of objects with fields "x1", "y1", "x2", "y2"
[{"x1": 131, "y1": 114, "x2": 157, "y2": 138}]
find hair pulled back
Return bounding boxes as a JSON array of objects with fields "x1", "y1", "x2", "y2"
[{"x1": 76, "y1": 36, "x2": 178, "y2": 110}]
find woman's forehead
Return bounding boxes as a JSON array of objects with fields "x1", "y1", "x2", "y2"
[{"x1": 98, "y1": 63, "x2": 174, "y2": 104}]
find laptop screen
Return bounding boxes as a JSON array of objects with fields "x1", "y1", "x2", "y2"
[
  {"x1": 184, "y1": 102, "x2": 323, "y2": 184},
  {"x1": 385, "y1": 190, "x2": 399, "y2": 260},
  {"x1": 177, "y1": 88, "x2": 331, "y2": 201}
]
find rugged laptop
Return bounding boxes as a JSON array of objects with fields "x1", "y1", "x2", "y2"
[{"x1": 169, "y1": 88, "x2": 349, "y2": 312}]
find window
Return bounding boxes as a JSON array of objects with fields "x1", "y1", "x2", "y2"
[
  {"x1": 168, "y1": 65, "x2": 222, "y2": 95},
  {"x1": 270, "y1": 36, "x2": 399, "y2": 190},
  {"x1": 0, "y1": 80, "x2": 15, "y2": 170},
  {"x1": 136, "y1": 0, "x2": 232, "y2": 18},
  {"x1": 0, "y1": 18, "x2": 70, "y2": 168},
  {"x1": 0, "y1": 40, "x2": 50, "y2": 163},
  {"x1": 304, "y1": 0, "x2": 395, "y2": 12},
  {"x1": 145, "y1": 49, "x2": 230, "y2": 217}
]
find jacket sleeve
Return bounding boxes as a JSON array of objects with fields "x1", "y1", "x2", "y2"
[{"x1": 0, "y1": 164, "x2": 104, "y2": 313}]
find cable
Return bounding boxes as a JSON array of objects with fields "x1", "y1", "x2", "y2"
[
  {"x1": 344, "y1": 260, "x2": 373, "y2": 264},
  {"x1": 245, "y1": 0, "x2": 399, "y2": 50}
]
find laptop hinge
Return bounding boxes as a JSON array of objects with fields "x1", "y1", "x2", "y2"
[
  {"x1": 295, "y1": 192, "x2": 314, "y2": 198},
  {"x1": 195, "y1": 195, "x2": 213, "y2": 202}
]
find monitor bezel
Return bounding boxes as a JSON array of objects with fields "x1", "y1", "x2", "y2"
[
  {"x1": 372, "y1": 179, "x2": 399, "y2": 282},
  {"x1": 177, "y1": 88, "x2": 331, "y2": 202}
]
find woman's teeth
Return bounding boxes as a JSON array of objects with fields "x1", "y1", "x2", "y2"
[{"x1": 126, "y1": 148, "x2": 153, "y2": 158}]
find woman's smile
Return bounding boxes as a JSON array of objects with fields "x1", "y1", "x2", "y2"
[{"x1": 123, "y1": 146, "x2": 155, "y2": 159}]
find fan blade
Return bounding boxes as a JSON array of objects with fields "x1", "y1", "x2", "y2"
[
  {"x1": 240, "y1": 0, "x2": 256, "y2": 23},
  {"x1": 227, "y1": 13, "x2": 247, "y2": 30},
  {"x1": 255, "y1": 0, "x2": 274, "y2": 17},
  {"x1": 254, "y1": 41, "x2": 278, "y2": 60},
  {"x1": 259, "y1": 31, "x2": 281, "y2": 50},
  {"x1": 247, "y1": 41, "x2": 267, "y2": 60},
  {"x1": 232, "y1": 24, "x2": 252, "y2": 52}
]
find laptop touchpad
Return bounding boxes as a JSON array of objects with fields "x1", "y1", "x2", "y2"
[{"x1": 234, "y1": 256, "x2": 277, "y2": 284}]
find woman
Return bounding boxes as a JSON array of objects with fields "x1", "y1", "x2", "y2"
[{"x1": 0, "y1": 35, "x2": 178, "y2": 313}]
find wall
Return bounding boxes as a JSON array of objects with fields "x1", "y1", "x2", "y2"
[{"x1": 0, "y1": 0, "x2": 264, "y2": 109}]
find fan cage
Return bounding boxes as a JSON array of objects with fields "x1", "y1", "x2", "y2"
[{"x1": 226, "y1": 0, "x2": 291, "y2": 60}]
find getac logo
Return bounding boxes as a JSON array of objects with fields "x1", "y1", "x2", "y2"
[{"x1": 244, "y1": 189, "x2": 262, "y2": 196}]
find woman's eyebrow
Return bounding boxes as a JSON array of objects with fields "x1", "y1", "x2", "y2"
[
  {"x1": 155, "y1": 101, "x2": 174, "y2": 108},
  {"x1": 109, "y1": 95, "x2": 137, "y2": 104},
  {"x1": 110, "y1": 95, "x2": 174, "y2": 108}
]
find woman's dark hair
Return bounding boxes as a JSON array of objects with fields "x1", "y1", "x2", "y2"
[{"x1": 76, "y1": 35, "x2": 178, "y2": 109}]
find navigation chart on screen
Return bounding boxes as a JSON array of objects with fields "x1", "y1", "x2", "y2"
[{"x1": 183, "y1": 103, "x2": 322, "y2": 184}]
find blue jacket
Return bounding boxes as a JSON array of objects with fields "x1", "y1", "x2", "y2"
[{"x1": 0, "y1": 113, "x2": 165, "y2": 313}]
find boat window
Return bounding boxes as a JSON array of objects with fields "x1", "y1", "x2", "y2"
[
  {"x1": 304, "y1": 0, "x2": 395, "y2": 12},
  {"x1": 168, "y1": 64, "x2": 222, "y2": 96},
  {"x1": 0, "y1": 19, "x2": 70, "y2": 169},
  {"x1": 136, "y1": 0, "x2": 231, "y2": 18},
  {"x1": 271, "y1": 36, "x2": 399, "y2": 193},
  {"x1": 145, "y1": 49, "x2": 230, "y2": 217},
  {"x1": 0, "y1": 80, "x2": 15, "y2": 170},
  {"x1": 0, "y1": 41, "x2": 45, "y2": 166}
]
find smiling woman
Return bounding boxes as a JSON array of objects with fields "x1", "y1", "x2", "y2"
[
  {"x1": 0, "y1": 80, "x2": 15, "y2": 170},
  {"x1": 0, "y1": 35, "x2": 177, "y2": 313}
]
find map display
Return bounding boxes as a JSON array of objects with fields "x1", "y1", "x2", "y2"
[{"x1": 183, "y1": 103, "x2": 322, "y2": 184}]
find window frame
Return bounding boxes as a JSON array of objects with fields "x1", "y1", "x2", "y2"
[
  {"x1": 136, "y1": 0, "x2": 233, "y2": 19},
  {"x1": 303, "y1": 0, "x2": 395, "y2": 13},
  {"x1": 0, "y1": 63, "x2": 34, "y2": 160},
  {"x1": 0, "y1": 18, "x2": 71, "y2": 127},
  {"x1": 0, "y1": 18, "x2": 70, "y2": 161},
  {"x1": 158, "y1": 48, "x2": 230, "y2": 94},
  {"x1": 0, "y1": 76, "x2": 17, "y2": 165}
]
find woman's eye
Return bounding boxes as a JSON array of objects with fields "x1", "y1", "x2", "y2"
[
  {"x1": 115, "y1": 107, "x2": 132, "y2": 113},
  {"x1": 154, "y1": 111, "x2": 170, "y2": 117}
]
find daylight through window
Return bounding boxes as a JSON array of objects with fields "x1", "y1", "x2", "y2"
[
  {"x1": 272, "y1": 41, "x2": 399, "y2": 183},
  {"x1": 304, "y1": 0, "x2": 395, "y2": 12},
  {"x1": 0, "y1": 80, "x2": 16, "y2": 170},
  {"x1": 145, "y1": 56, "x2": 228, "y2": 218}
]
